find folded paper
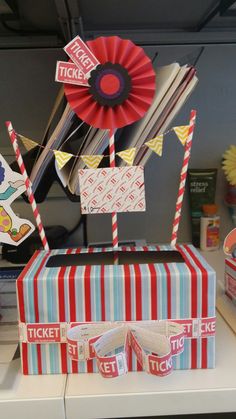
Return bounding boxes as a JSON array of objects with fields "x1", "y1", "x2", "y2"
[
  {"x1": 173, "y1": 125, "x2": 190, "y2": 146},
  {"x1": 145, "y1": 135, "x2": 163, "y2": 156},
  {"x1": 19, "y1": 135, "x2": 38, "y2": 151},
  {"x1": 116, "y1": 147, "x2": 136, "y2": 165},
  {"x1": 0, "y1": 154, "x2": 34, "y2": 246},
  {"x1": 62, "y1": 35, "x2": 156, "y2": 130},
  {"x1": 81, "y1": 155, "x2": 103, "y2": 169},
  {"x1": 78, "y1": 166, "x2": 146, "y2": 214},
  {"x1": 54, "y1": 150, "x2": 73, "y2": 170}
]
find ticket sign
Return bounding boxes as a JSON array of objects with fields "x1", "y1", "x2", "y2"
[
  {"x1": 55, "y1": 61, "x2": 89, "y2": 86},
  {"x1": 64, "y1": 36, "x2": 100, "y2": 77}
]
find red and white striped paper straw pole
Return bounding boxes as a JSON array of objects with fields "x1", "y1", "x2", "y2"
[
  {"x1": 171, "y1": 110, "x2": 197, "y2": 247},
  {"x1": 6, "y1": 121, "x2": 50, "y2": 251},
  {"x1": 109, "y1": 130, "x2": 119, "y2": 264}
]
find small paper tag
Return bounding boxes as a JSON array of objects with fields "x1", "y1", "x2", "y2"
[
  {"x1": 55, "y1": 61, "x2": 89, "y2": 86},
  {"x1": 26, "y1": 323, "x2": 61, "y2": 343},
  {"x1": 79, "y1": 166, "x2": 146, "y2": 214},
  {"x1": 64, "y1": 36, "x2": 99, "y2": 77}
]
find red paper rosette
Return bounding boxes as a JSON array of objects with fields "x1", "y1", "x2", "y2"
[{"x1": 64, "y1": 36, "x2": 156, "y2": 130}]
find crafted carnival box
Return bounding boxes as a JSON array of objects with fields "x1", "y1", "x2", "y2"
[
  {"x1": 225, "y1": 258, "x2": 236, "y2": 303},
  {"x1": 17, "y1": 244, "x2": 216, "y2": 376}
]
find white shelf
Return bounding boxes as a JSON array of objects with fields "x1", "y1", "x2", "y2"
[
  {"x1": 0, "y1": 359, "x2": 66, "y2": 419},
  {"x1": 65, "y1": 313, "x2": 236, "y2": 419}
]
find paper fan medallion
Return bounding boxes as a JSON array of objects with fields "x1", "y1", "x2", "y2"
[{"x1": 63, "y1": 36, "x2": 156, "y2": 130}]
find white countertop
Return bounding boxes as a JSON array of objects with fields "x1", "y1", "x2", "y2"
[{"x1": 0, "y1": 359, "x2": 66, "y2": 419}]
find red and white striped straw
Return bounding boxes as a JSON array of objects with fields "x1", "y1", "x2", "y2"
[
  {"x1": 109, "y1": 130, "x2": 119, "y2": 264},
  {"x1": 5, "y1": 121, "x2": 50, "y2": 251},
  {"x1": 171, "y1": 110, "x2": 197, "y2": 247}
]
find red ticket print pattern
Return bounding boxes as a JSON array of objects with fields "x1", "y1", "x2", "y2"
[{"x1": 79, "y1": 167, "x2": 146, "y2": 214}]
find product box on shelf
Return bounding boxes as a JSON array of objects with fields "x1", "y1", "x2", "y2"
[
  {"x1": 17, "y1": 244, "x2": 216, "y2": 375},
  {"x1": 225, "y1": 258, "x2": 236, "y2": 303}
]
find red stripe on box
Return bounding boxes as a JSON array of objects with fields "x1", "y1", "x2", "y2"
[
  {"x1": 148, "y1": 264, "x2": 157, "y2": 320},
  {"x1": 84, "y1": 262, "x2": 93, "y2": 372},
  {"x1": 177, "y1": 245, "x2": 198, "y2": 369},
  {"x1": 58, "y1": 249, "x2": 71, "y2": 374},
  {"x1": 84, "y1": 264, "x2": 92, "y2": 321},
  {"x1": 22, "y1": 343, "x2": 28, "y2": 375},
  {"x1": 184, "y1": 245, "x2": 209, "y2": 368},
  {"x1": 34, "y1": 254, "x2": 49, "y2": 375},
  {"x1": 134, "y1": 264, "x2": 142, "y2": 321},
  {"x1": 164, "y1": 263, "x2": 172, "y2": 318},
  {"x1": 124, "y1": 264, "x2": 131, "y2": 320}
]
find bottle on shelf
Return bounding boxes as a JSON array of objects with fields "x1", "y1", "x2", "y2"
[{"x1": 200, "y1": 204, "x2": 220, "y2": 251}]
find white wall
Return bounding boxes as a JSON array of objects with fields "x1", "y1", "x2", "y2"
[{"x1": 0, "y1": 43, "x2": 235, "y2": 246}]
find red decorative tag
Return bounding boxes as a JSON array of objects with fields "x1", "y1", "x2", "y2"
[
  {"x1": 64, "y1": 36, "x2": 99, "y2": 77},
  {"x1": 26, "y1": 323, "x2": 61, "y2": 343},
  {"x1": 55, "y1": 61, "x2": 89, "y2": 86}
]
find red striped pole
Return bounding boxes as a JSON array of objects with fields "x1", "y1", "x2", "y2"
[
  {"x1": 171, "y1": 110, "x2": 197, "y2": 246},
  {"x1": 6, "y1": 121, "x2": 49, "y2": 251},
  {"x1": 109, "y1": 130, "x2": 119, "y2": 264}
]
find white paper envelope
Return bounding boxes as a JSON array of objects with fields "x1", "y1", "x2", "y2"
[{"x1": 79, "y1": 166, "x2": 146, "y2": 214}]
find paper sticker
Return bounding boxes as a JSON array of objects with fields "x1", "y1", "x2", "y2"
[
  {"x1": 55, "y1": 61, "x2": 89, "y2": 86},
  {"x1": 223, "y1": 227, "x2": 236, "y2": 257},
  {"x1": 79, "y1": 166, "x2": 146, "y2": 214},
  {"x1": 0, "y1": 154, "x2": 34, "y2": 246},
  {"x1": 64, "y1": 36, "x2": 100, "y2": 77}
]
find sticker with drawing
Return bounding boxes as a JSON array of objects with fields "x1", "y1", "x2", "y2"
[{"x1": 0, "y1": 154, "x2": 34, "y2": 246}]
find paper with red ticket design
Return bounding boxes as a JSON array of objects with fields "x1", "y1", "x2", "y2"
[
  {"x1": 64, "y1": 35, "x2": 100, "y2": 77},
  {"x1": 78, "y1": 166, "x2": 146, "y2": 214},
  {"x1": 55, "y1": 61, "x2": 89, "y2": 86}
]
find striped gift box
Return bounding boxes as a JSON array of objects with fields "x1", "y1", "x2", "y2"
[
  {"x1": 16, "y1": 245, "x2": 216, "y2": 375},
  {"x1": 225, "y1": 258, "x2": 236, "y2": 303}
]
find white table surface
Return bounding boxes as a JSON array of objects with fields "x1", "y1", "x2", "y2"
[{"x1": 0, "y1": 359, "x2": 66, "y2": 419}]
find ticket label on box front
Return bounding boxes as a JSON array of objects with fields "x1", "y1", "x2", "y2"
[
  {"x1": 26, "y1": 323, "x2": 63, "y2": 343},
  {"x1": 55, "y1": 61, "x2": 89, "y2": 86},
  {"x1": 64, "y1": 36, "x2": 99, "y2": 77}
]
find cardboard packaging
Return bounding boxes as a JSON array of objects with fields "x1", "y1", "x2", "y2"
[
  {"x1": 225, "y1": 258, "x2": 236, "y2": 302},
  {"x1": 17, "y1": 245, "x2": 216, "y2": 375}
]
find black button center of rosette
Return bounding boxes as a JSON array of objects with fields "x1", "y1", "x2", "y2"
[{"x1": 88, "y1": 62, "x2": 131, "y2": 107}]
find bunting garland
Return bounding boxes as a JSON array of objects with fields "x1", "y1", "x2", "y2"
[
  {"x1": 17, "y1": 123, "x2": 193, "y2": 169},
  {"x1": 173, "y1": 125, "x2": 190, "y2": 146},
  {"x1": 54, "y1": 150, "x2": 73, "y2": 169},
  {"x1": 145, "y1": 135, "x2": 163, "y2": 156},
  {"x1": 19, "y1": 135, "x2": 38, "y2": 151},
  {"x1": 117, "y1": 148, "x2": 136, "y2": 166},
  {"x1": 81, "y1": 155, "x2": 104, "y2": 169}
]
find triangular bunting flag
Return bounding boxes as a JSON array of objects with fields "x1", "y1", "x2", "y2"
[
  {"x1": 173, "y1": 125, "x2": 190, "y2": 146},
  {"x1": 54, "y1": 150, "x2": 73, "y2": 170},
  {"x1": 19, "y1": 135, "x2": 38, "y2": 151},
  {"x1": 145, "y1": 135, "x2": 163, "y2": 156},
  {"x1": 117, "y1": 148, "x2": 136, "y2": 166},
  {"x1": 81, "y1": 155, "x2": 103, "y2": 169}
]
